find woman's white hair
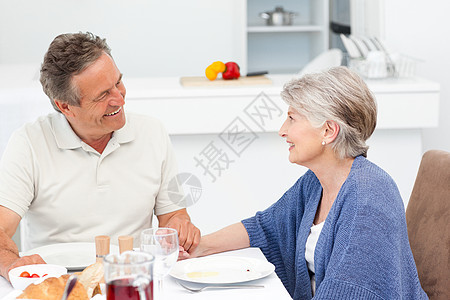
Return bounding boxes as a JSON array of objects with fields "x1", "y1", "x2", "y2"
[{"x1": 281, "y1": 66, "x2": 377, "y2": 159}]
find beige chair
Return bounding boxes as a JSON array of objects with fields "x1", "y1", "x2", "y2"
[{"x1": 406, "y1": 150, "x2": 450, "y2": 300}]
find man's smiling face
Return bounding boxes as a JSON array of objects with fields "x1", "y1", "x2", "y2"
[{"x1": 63, "y1": 52, "x2": 126, "y2": 143}]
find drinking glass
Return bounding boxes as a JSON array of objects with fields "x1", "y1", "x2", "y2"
[
  {"x1": 103, "y1": 251, "x2": 154, "y2": 300},
  {"x1": 140, "y1": 228, "x2": 178, "y2": 299}
]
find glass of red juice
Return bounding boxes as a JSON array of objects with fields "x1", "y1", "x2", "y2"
[{"x1": 104, "y1": 251, "x2": 154, "y2": 300}]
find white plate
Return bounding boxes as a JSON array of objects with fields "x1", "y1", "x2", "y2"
[
  {"x1": 169, "y1": 256, "x2": 275, "y2": 284},
  {"x1": 22, "y1": 242, "x2": 119, "y2": 271}
]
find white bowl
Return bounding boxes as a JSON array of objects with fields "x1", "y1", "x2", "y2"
[{"x1": 8, "y1": 264, "x2": 67, "y2": 290}]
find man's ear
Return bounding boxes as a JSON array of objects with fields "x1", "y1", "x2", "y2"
[
  {"x1": 323, "y1": 120, "x2": 340, "y2": 144},
  {"x1": 54, "y1": 100, "x2": 73, "y2": 117}
]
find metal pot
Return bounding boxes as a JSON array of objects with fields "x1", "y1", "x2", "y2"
[{"x1": 259, "y1": 6, "x2": 298, "y2": 26}]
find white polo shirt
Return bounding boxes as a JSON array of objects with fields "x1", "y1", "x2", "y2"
[{"x1": 0, "y1": 112, "x2": 184, "y2": 251}]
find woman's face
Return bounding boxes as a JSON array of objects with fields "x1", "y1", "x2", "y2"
[{"x1": 279, "y1": 106, "x2": 324, "y2": 166}]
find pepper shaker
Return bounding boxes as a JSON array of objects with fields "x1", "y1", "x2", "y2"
[{"x1": 118, "y1": 235, "x2": 134, "y2": 254}]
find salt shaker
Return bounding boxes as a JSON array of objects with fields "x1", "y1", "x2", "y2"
[{"x1": 118, "y1": 235, "x2": 134, "y2": 254}]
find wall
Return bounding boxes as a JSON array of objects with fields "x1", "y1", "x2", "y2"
[
  {"x1": 383, "y1": 0, "x2": 450, "y2": 153},
  {"x1": 1, "y1": 0, "x2": 447, "y2": 152},
  {"x1": 0, "y1": 0, "x2": 245, "y2": 77}
]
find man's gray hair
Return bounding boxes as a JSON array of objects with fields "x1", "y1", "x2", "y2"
[
  {"x1": 281, "y1": 66, "x2": 377, "y2": 159},
  {"x1": 40, "y1": 32, "x2": 112, "y2": 112}
]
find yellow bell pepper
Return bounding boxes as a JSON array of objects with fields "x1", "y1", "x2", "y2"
[
  {"x1": 205, "y1": 61, "x2": 226, "y2": 81},
  {"x1": 205, "y1": 66, "x2": 218, "y2": 81},
  {"x1": 210, "y1": 61, "x2": 226, "y2": 73}
]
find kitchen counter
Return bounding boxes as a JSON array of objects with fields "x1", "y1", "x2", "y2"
[
  {"x1": 0, "y1": 70, "x2": 440, "y2": 135},
  {"x1": 123, "y1": 74, "x2": 440, "y2": 134},
  {"x1": 126, "y1": 74, "x2": 440, "y2": 97}
]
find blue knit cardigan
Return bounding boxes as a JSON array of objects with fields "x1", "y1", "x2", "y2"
[{"x1": 242, "y1": 156, "x2": 427, "y2": 299}]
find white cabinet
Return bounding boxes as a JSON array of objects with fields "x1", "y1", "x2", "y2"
[{"x1": 245, "y1": 0, "x2": 329, "y2": 74}]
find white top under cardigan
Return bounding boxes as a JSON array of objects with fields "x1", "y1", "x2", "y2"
[{"x1": 305, "y1": 221, "x2": 325, "y2": 295}]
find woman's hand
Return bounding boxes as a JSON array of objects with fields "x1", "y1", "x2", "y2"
[{"x1": 177, "y1": 222, "x2": 251, "y2": 261}]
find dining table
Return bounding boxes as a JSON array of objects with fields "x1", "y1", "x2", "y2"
[{"x1": 0, "y1": 247, "x2": 292, "y2": 300}]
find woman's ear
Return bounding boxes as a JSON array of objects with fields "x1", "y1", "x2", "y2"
[{"x1": 323, "y1": 120, "x2": 340, "y2": 144}]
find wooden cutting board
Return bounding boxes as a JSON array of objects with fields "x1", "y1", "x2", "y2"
[{"x1": 180, "y1": 75, "x2": 272, "y2": 87}]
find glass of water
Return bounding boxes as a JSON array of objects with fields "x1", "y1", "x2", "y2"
[{"x1": 140, "y1": 228, "x2": 178, "y2": 299}]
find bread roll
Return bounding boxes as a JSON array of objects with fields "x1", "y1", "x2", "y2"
[
  {"x1": 17, "y1": 274, "x2": 89, "y2": 300},
  {"x1": 78, "y1": 261, "x2": 104, "y2": 298}
]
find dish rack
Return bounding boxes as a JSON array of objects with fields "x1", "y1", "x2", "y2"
[
  {"x1": 341, "y1": 34, "x2": 421, "y2": 79},
  {"x1": 349, "y1": 53, "x2": 420, "y2": 79}
]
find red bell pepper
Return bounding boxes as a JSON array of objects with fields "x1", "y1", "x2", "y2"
[{"x1": 222, "y1": 62, "x2": 240, "y2": 80}]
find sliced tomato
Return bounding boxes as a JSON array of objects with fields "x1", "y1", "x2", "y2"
[
  {"x1": 30, "y1": 273, "x2": 40, "y2": 278},
  {"x1": 19, "y1": 271, "x2": 31, "y2": 278}
]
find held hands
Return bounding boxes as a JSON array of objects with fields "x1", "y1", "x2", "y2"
[
  {"x1": 177, "y1": 222, "x2": 251, "y2": 261},
  {"x1": 158, "y1": 209, "x2": 201, "y2": 256},
  {"x1": 178, "y1": 243, "x2": 206, "y2": 261},
  {"x1": 165, "y1": 215, "x2": 200, "y2": 254},
  {"x1": 178, "y1": 246, "x2": 190, "y2": 260}
]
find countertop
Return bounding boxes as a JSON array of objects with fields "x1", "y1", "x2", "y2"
[{"x1": 0, "y1": 66, "x2": 441, "y2": 136}]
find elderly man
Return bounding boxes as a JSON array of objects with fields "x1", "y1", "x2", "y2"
[{"x1": 0, "y1": 32, "x2": 200, "y2": 280}]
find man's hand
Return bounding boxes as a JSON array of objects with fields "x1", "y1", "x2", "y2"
[
  {"x1": 5, "y1": 255, "x2": 46, "y2": 281},
  {"x1": 0, "y1": 207, "x2": 46, "y2": 281},
  {"x1": 157, "y1": 209, "x2": 200, "y2": 253}
]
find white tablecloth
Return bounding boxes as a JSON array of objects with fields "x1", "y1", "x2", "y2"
[{"x1": 0, "y1": 247, "x2": 291, "y2": 300}]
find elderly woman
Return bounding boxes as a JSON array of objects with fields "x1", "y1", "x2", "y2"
[{"x1": 190, "y1": 67, "x2": 427, "y2": 299}]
